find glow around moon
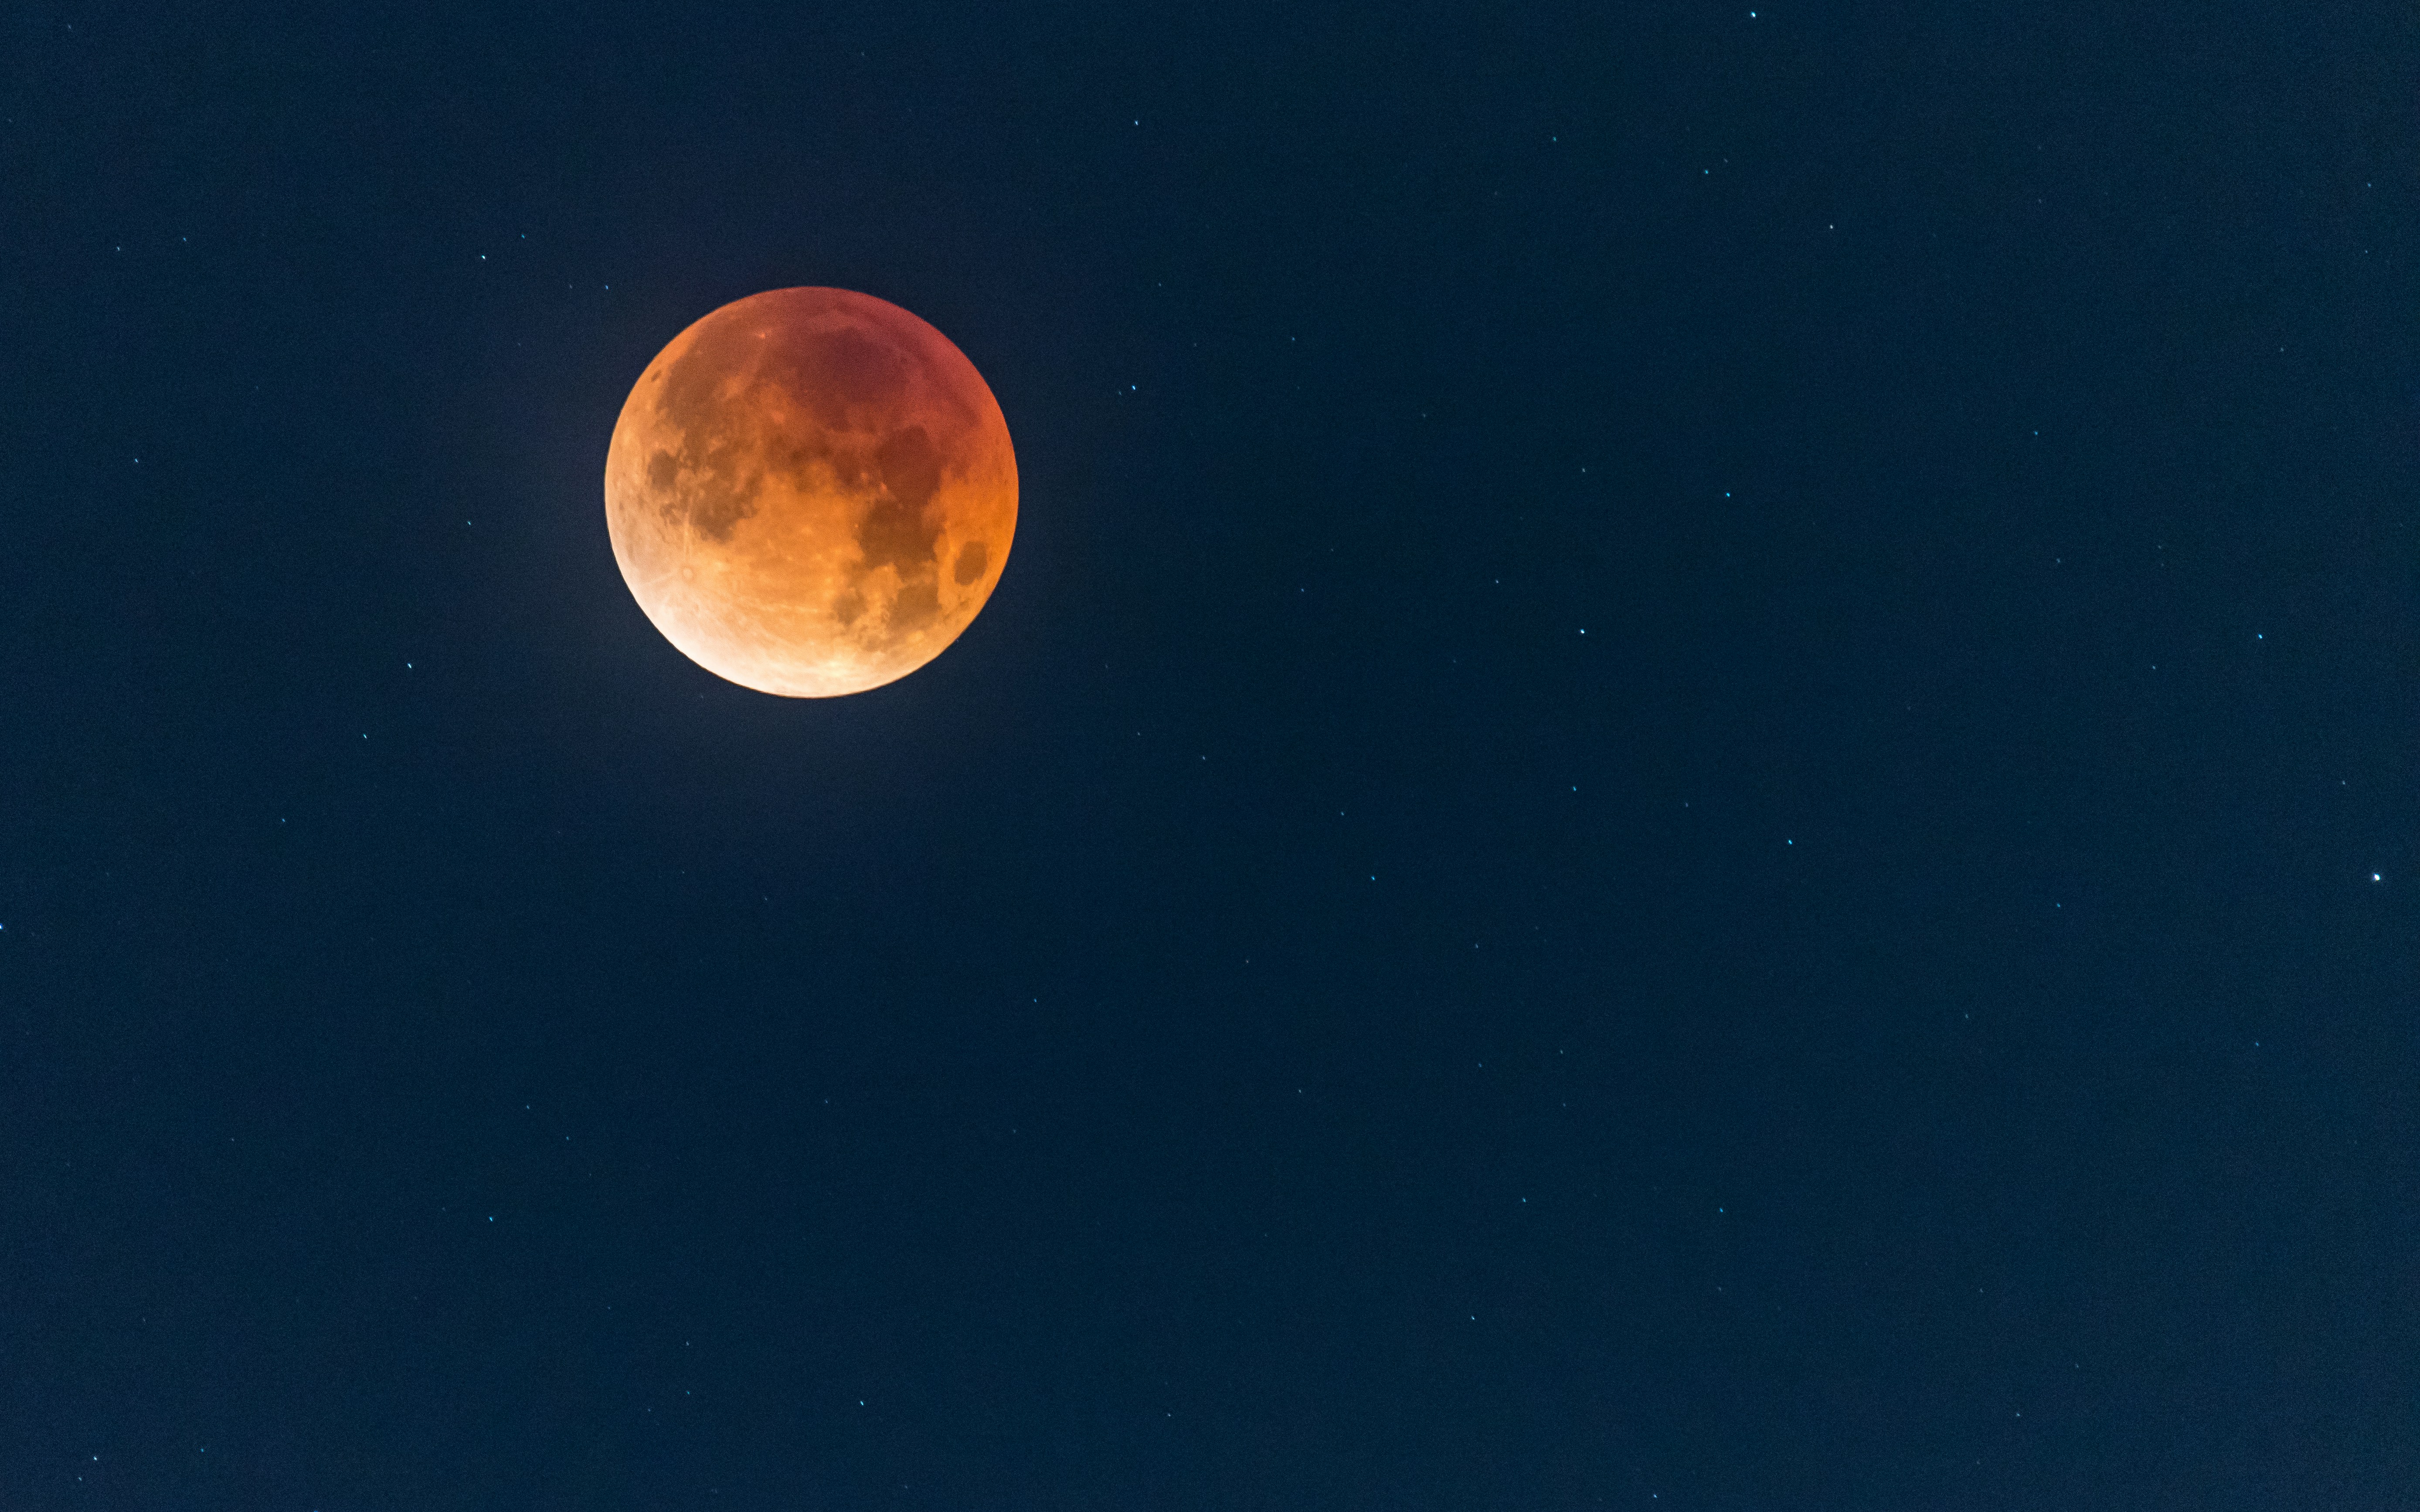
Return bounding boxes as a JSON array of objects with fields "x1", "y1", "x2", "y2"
[{"x1": 603, "y1": 288, "x2": 1016, "y2": 697}]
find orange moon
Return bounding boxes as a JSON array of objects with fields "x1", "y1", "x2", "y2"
[{"x1": 603, "y1": 287, "x2": 1016, "y2": 697}]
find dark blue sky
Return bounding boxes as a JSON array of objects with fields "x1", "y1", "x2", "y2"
[{"x1": 3, "y1": 1, "x2": 2415, "y2": 1507}]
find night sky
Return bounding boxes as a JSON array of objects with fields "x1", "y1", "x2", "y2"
[{"x1": 5, "y1": 2, "x2": 2417, "y2": 1507}]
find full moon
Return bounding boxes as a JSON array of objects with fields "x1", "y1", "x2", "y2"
[{"x1": 603, "y1": 287, "x2": 1016, "y2": 697}]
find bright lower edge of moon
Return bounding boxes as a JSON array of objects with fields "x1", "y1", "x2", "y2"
[{"x1": 603, "y1": 287, "x2": 1016, "y2": 697}]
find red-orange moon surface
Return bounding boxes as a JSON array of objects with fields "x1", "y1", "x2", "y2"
[{"x1": 603, "y1": 288, "x2": 1016, "y2": 697}]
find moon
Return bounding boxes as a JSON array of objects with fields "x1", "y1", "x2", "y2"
[{"x1": 603, "y1": 287, "x2": 1016, "y2": 697}]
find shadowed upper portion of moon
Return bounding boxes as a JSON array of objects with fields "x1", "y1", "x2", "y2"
[{"x1": 603, "y1": 288, "x2": 1016, "y2": 697}]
